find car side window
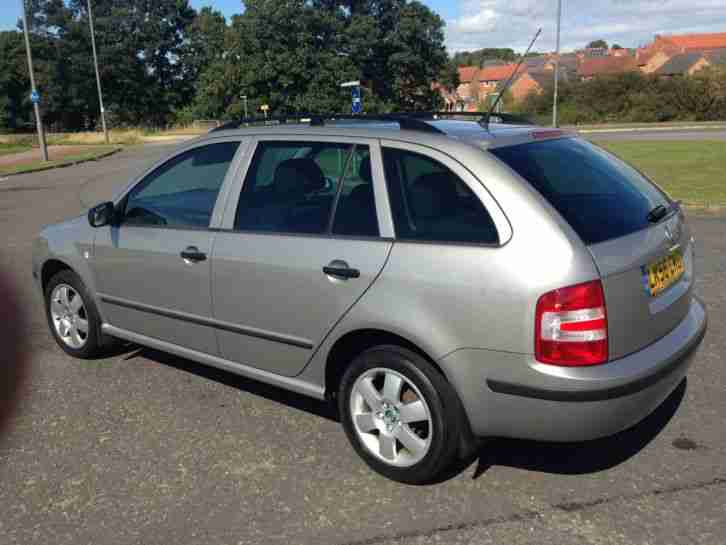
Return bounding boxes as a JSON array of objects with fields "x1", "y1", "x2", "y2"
[
  {"x1": 331, "y1": 146, "x2": 378, "y2": 237},
  {"x1": 122, "y1": 142, "x2": 240, "y2": 229},
  {"x1": 382, "y1": 148, "x2": 499, "y2": 245},
  {"x1": 235, "y1": 141, "x2": 356, "y2": 235}
]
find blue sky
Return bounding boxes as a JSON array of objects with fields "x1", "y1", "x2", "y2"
[{"x1": 1, "y1": 1, "x2": 724, "y2": 53}]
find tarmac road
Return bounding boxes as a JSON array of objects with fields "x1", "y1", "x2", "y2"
[{"x1": 1, "y1": 144, "x2": 725, "y2": 545}]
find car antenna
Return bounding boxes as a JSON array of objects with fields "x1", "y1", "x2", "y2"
[{"x1": 483, "y1": 27, "x2": 542, "y2": 132}]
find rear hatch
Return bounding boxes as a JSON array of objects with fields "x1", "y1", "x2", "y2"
[{"x1": 491, "y1": 136, "x2": 693, "y2": 359}]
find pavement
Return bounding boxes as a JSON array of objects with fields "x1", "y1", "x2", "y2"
[{"x1": 1, "y1": 144, "x2": 725, "y2": 545}]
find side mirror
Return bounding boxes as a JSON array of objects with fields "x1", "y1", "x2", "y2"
[{"x1": 88, "y1": 202, "x2": 115, "y2": 228}]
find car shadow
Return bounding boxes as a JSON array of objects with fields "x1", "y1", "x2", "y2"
[
  {"x1": 120, "y1": 344, "x2": 686, "y2": 482},
  {"x1": 465, "y1": 378, "x2": 687, "y2": 479},
  {"x1": 123, "y1": 345, "x2": 339, "y2": 422}
]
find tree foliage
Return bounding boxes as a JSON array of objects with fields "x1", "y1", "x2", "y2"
[{"x1": 586, "y1": 39, "x2": 608, "y2": 49}]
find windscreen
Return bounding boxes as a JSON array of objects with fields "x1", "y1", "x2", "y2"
[{"x1": 490, "y1": 138, "x2": 671, "y2": 245}]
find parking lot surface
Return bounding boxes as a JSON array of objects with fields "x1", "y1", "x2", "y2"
[{"x1": 1, "y1": 144, "x2": 725, "y2": 545}]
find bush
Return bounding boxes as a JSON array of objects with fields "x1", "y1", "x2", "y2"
[{"x1": 516, "y1": 68, "x2": 726, "y2": 124}]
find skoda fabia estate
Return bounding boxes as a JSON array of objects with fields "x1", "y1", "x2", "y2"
[{"x1": 33, "y1": 114, "x2": 707, "y2": 483}]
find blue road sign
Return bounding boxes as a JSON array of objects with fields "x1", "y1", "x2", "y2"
[
  {"x1": 30, "y1": 90, "x2": 40, "y2": 104},
  {"x1": 351, "y1": 86, "x2": 362, "y2": 114}
]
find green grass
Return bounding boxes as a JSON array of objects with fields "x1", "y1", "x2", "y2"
[
  {"x1": 0, "y1": 146, "x2": 121, "y2": 176},
  {"x1": 0, "y1": 143, "x2": 32, "y2": 156},
  {"x1": 594, "y1": 140, "x2": 726, "y2": 206}
]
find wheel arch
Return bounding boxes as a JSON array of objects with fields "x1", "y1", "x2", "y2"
[{"x1": 41, "y1": 259, "x2": 75, "y2": 294}]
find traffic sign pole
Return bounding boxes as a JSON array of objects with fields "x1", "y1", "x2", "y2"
[{"x1": 20, "y1": 0, "x2": 48, "y2": 161}]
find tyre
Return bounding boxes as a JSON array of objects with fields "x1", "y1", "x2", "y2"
[
  {"x1": 338, "y1": 345, "x2": 462, "y2": 484},
  {"x1": 45, "y1": 269, "x2": 113, "y2": 359}
]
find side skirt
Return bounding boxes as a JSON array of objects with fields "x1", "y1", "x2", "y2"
[{"x1": 101, "y1": 324, "x2": 326, "y2": 401}]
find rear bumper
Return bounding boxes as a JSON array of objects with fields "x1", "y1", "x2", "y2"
[{"x1": 440, "y1": 297, "x2": 707, "y2": 441}]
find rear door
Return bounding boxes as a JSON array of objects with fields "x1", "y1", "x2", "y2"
[
  {"x1": 491, "y1": 137, "x2": 694, "y2": 359},
  {"x1": 210, "y1": 136, "x2": 393, "y2": 376}
]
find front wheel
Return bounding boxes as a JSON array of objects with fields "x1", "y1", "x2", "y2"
[
  {"x1": 45, "y1": 269, "x2": 113, "y2": 359},
  {"x1": 338, "y1": 345, "x2": 462, "y2": 484}
]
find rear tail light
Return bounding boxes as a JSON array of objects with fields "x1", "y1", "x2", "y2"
[{"x1": 535, "y1": 280, "x2": 608, "y2": 366}]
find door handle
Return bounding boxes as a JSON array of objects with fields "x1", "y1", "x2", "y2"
[
  {"x1": 323, "y1": 261, "x2": 360, "y2": 279},
  {"x1": 180, "y1": 246, "x2": 207, "y2": 263}
]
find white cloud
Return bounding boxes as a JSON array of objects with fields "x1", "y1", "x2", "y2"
[{"x1": 445, "y1": 0, "x2": 726, "y2": 53}]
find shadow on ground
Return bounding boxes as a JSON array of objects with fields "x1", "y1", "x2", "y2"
[{"x1": 124, "y1": 344, "x2": 686, "y2": 482}]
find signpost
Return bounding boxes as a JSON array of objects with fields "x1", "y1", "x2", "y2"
[
  {"x1": 30, "y1": 90, "x2": 40, "y2": 104},
  {"x1": 340, "y1": 80, "x2": 362, "y2": 114}
]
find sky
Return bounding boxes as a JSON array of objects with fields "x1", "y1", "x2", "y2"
[{"x1": 1, "y1": 0, "x2": 725, "y2": 54}]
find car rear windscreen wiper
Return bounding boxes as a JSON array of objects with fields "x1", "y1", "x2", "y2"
[{"x1": 647, "y1": 204, "x2": 669, "y2": 223}]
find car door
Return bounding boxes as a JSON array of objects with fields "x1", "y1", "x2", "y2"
[
  {"x1": 210, "y1": 136, "x2": 394, "y2": 377},
  {"x1": 92, "y1": 139, "x2": 243, "y2": 355}
]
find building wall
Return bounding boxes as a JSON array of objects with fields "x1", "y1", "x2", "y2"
[
  {"x1": 688, "y1": 57, "x2": 711, "y2": 75},
  {"x1": 642, "y1": 51, "x2": 671, "y2": 73},
  {"x1": 510, "y1": 74, "x2": 542, "y2": 102}
]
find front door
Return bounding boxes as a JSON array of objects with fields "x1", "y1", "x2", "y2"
[
  {"x1": 93, "y1": 140, "x2": 242, "y2": 355},
  {"x1": 211, "y1": 138, "x2": 392, "y2": 376}
]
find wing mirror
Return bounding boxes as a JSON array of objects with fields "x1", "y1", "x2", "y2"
[{"x1": 88, "y1": 202, "x2": 116, "y2": 228}]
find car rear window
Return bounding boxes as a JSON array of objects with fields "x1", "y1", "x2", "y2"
[{"x1": 490, "y1": 137, "x2": 671, "y2": 245}]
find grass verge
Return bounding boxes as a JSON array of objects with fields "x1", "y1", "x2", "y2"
[
  {"x1": 0, "y1": 146, "x2": 121, "y2": 176},
  {"x1": 0, "y1": 143, "x2": 32, "y2": 156},
  {"x1": 594, "y1": 140, "x2": 726, "y2": 206}
]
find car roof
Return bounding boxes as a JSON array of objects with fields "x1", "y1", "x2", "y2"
[{"x1": 199, "y1": 119, "x2": 576, "y2": 152}]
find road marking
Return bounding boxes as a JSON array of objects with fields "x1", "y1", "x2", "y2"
[{"x1": 0, "y1": 177, "x2": 8, "y2": 182}]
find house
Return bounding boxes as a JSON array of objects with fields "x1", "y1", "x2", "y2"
[
  {"x1": 637, "y1": 32, "x2": 726, "y2": 73},
  {"x1": 452, "y1": 64, "x2": 522, "y2": 111},
  {"x1": 655, "y1": 52, "x2": 711, "y2": 77},
  {"x1": 507, "y1": 71, "x2": 555, "y2": 102},
  {"x1": 578, "y1": 56, "x2": 638, "y2": 80}
]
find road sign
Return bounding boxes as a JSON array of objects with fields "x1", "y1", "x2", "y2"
[
  {"x1": 351, "y1": 86, "x2": 362, "y2": 114},
  {"x1": 30, "y1": 90, "x2": 40, "y2": 104}
]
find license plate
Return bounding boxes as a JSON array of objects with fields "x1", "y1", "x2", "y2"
[{"x1": 643, "y1": 250, "x2": 685, "y2": 297}]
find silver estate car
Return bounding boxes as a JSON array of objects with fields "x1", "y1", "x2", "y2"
[{"x1": 33, "y1": 115, "x2": 707, "y2": 483}]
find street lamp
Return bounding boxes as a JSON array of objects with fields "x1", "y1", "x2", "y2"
[
  {"x1": 552, "y1": 0, "x2": 562, "y2": 128},
  {"x1": 87, "y1": 0, "x2": 109, "y2": 144}
]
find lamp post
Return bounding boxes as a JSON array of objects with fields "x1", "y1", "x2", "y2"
[
  {"x1": 19, "y1": 0, "x2": 48, "y2": 161},
  {"x1": 552, "y1": 0, "x2": 562, "y2": 128},
  {"x1": 87, "y1": 0, "x2": 109, "y2": 143}
]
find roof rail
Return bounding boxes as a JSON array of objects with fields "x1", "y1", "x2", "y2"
[
  {"x1": 208, "y1": 113, "x2": 445, "y2": 134},
  {"x1": 207, "y1": 111, "x2": 534, "y2": 135}
]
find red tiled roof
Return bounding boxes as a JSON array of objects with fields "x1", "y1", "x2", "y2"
[
  {"x1": 478, "y1": 64, "x2": 521, "y2": 82},
  {"x1": 659, "y1": 32, "x2": 726, "y2": 51},
  {"x1": 458, "y1": 66, "x2": 479, "y2": 83},
  {"x1": 578, "y1": 56, "x2": 638, "y2": 77}
]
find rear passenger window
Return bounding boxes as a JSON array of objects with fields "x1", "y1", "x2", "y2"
[
  {"x1": 236, "y1": 141, "x2": 373, "y2": 235},
  {"x1": 332, "y1": 147, "x2": 379, "y2": 237},
  {"x1": 382, "y1": 148, "x2": 499, "y2": 244}
]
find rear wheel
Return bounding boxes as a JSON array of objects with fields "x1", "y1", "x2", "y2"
[
  {"x1": 45, "y1": 270, "x2": 113, "y2": 359},
  {"x1": 338, "y1": 345, "x2": 462, "y2": 484}
]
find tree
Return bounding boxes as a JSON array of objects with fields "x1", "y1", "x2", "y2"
[
  {"x1": 0, "y1": 31, "x2": 31, "y2": 130},
  {"x1": 587, "y1": 39, "x2": 608, "y2": 49},
  {"x1": 612, "y1": 44, "x2": 624, "y2": 50},
  {"x1": 452, "y1": 48, "x2": 517, "y2": 67}
]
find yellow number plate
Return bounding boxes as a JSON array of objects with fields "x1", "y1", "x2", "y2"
[{"x1": 643, "y1": 250, "x2": 685, "y2": 297}]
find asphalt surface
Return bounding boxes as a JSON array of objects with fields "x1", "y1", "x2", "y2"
[
  {"x1": 1, "y1": 144, "x2": 725, "y2": 545},
  {"x1": 580, "y1": 129, "x2": 726, "y2": 141}
]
